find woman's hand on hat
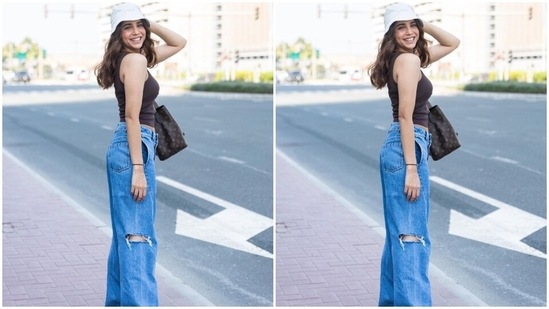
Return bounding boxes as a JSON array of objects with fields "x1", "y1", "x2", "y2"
[{"x1": 148, "y1": 20, "x2": 158, "y2": 33}]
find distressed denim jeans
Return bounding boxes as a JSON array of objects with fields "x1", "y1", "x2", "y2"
[
  {"x1": 105, "y1": 123, "x2": 159, "y2": 306},
  {"x1": 378, "y1": 122, "x2": 432, "y2": 306}
]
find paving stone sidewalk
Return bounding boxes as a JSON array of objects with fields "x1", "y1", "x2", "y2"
[
  {"x1": 2, "y1": 152, "x2": 198, "y2": 306},
  {"x1": 275, "y1": 151, "x2": 487, "y2": 306}
]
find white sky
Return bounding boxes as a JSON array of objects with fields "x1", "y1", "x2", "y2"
[
  {"x1": 274, "y1": 2, "x2": 375, "y2": 55},
  {"x1": 2, "y1": 1, "x2": 378, "y2": 58},
  {"x1": 2, "y1": 1, "x2": 101, "y2": 56}
]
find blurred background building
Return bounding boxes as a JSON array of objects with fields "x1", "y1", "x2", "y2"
[
  {"x1": 371, "y1": 1, "x2": 546, "y2": 82},
  {"x1": 276, "y1": 2, "x2": 546, "y2": 84},
  {"x1": 99, "y1": 1, "x2": 273, "y2": 81},
  {"x1": 3, "y1": 2, "x2": 546, "y2": 85},
  {"x1": 97, "y1": 1, "x2": 272, "y2": 83},
  {"x1": 2, "y1": 2, "x2": 272, "y2": 84}
]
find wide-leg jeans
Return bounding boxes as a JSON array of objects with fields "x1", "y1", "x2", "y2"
[
  {"x1": 105, "y1": 123, "x2": 159, "y2": 306},
  {"x1": 378, "y1": 122, "x2": 432, "y2": 306}
]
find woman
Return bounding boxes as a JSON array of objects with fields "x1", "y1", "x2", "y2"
[
  {"x1": 368, "y1": 2, "x2": 459, "y2": 306},
  {"x1": 95, "y1": 2, "x2": 186, "y2": 306}
]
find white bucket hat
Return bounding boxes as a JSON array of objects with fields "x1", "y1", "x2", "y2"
[
  {"x1": 110, "y1": 2, "x2": 148, "y2": 34},
  {"x1": 384, "y1": 2, "x2": 422, "y2": 34}
]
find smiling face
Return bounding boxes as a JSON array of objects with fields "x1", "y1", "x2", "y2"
[
  {"x1": 120, "y1": 20, "x2": 146, "y2": 53},
  {"x1": 393, "y1": 20, "x2": 420, "y2": 53}
]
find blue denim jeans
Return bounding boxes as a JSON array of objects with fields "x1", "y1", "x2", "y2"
[
  {"x1": 105, "y1": 123, "x2": 159, "y2": 306},
  {"x1": 378, "y1": 122, "x2": 432, "y2": 306}
]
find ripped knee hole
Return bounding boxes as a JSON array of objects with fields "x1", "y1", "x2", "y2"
[
  {"x1": 125, "y1": 234, "x2": 151, "y2": 243},
  {"x1": 400, "y1": 235, "x2": 421, "y2": 242},
  {"x1": 398, "y1": 234, "x2": 426, "y2": 248}
]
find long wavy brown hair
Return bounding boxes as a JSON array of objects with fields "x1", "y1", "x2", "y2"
[
  {"x1": 95, "y1": 19, "x2": 157, "y2": 89},
  {"x1": 368, "y1": 21, "x2": 430, "y2": 89}
]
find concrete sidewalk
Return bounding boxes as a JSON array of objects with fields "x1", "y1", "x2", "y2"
[
  {"x1": 275, "y1": 150, "x2": 487, "y2": 306},
  {"x1": 2, "y1": 151, "x2": 202, "y2": 306}
]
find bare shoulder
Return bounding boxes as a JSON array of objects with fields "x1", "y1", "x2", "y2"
[
  {"x1": 394, "y1": 53, "x2": 420, "y2": 68},
  {"x1": 394, "y1": 53, "x2": 421, "y2": 83},
  {"x1": 119, "y1": 53, "x2": 147, "y2": 83},
  {"x1": 121, "y1": 53, "x2": 147, "y2": 69}
]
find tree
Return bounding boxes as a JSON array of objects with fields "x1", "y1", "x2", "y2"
[
  {"x1": 291, "y1": 37, "x2": 314, "y2": 60},
  {"x1": 2, "y1": 42, "x2": 17, "y2": 62},
  {"x1": 19, "y1": 37, "x2": 42, "y2": 61},
  {"x1": 3, "y1": 37, "x2": 43, "y2": 71}
]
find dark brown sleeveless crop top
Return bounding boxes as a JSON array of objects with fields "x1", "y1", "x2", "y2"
[
  {"x1": 387, "y1": 52, "x2": 432, "y2": 127},
  {"x1": 114, "y1": 52, "x2": 159, "y2": 128}
]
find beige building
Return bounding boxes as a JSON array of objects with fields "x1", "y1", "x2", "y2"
[
  {"x1": 98, "y1": 1, "x2": 272, "y2": 82},
  {"x1": 371, "y1": 1, "x2": 547, "y2": 82}
]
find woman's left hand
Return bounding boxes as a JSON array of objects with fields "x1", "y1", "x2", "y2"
[
  {"x1": 404, "y1": 166, "x2": 420, "y2": 201},
  {"x1": 131, "y1": 166, "x2": 147, "y2": 202}
]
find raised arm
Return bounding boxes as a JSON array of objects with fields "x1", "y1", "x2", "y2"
[
  {"x1": 149, "y1": 21, "x2": 187, "y2": 64},
  {"x1": 423, "y1": 21, "x2": 460, "y2": 64}
]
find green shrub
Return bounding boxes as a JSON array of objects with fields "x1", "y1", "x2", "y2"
[
  {"x1": 463, "y1": 81, "x2": 546, "y2": 94},
  {"x1": 260, "y1": 71, "x2": 273, "y2": 82},
  {"x1": 509, "y1": 71, "x2": 526, "y2": 82},
  {"x1": 190, "y1": 81, "x2": 273, "y2": 94},
  {"x1": 533, "y1": 72, "x2": 547, "y2": 82}
]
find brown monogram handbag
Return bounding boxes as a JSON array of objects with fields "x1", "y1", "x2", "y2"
[
  {"x1": 427, "y1": 103, "x2": 460, "y2": 161},
  {"x1": 153, "y1": 102, "x2": 187, "y2": 161}
]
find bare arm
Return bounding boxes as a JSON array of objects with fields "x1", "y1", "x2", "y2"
[
  {"x1": 423, "y1": 21, "x2": 460, "y2": 64},
  {"x1": 149, "y1": 21, "x2": 187, "y2": 64},
  {"x1": 120, "y1": 53, "x2": 148, "y2": 201},
  {"x1": 394, "y1": 53, "x2": 422, "y2": 201}
]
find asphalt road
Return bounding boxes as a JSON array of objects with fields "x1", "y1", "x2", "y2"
[
  {"x1": 3, "y1": 84, "x2": 274, "y2": 306},
  {"x1": 276, "y1": 83, "x2": 546, "y2": 306}
]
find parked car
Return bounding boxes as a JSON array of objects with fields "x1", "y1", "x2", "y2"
[
  {"x1": 3, "y1": 70, "x2": 15, "y2": 84},
  {"x1": 276, "y1": 70, "x2": 288, "y2": 84},
  {"x1": 13, "y1": 71, "x2": 31, "y2": 83},
  {"x1": 65, "y1": 67, "x2": 90, "y2": 81},
  {"x1": 285, "y1": 71, "x2": 304, "y2": 83}
]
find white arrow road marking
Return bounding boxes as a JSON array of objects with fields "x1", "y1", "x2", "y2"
[
  {"x1": 431, "y1": 176, "x2": 546, "y2": 259},
  {"x1": 156, "y1": 176, "x2": 273, "y2": 259}
]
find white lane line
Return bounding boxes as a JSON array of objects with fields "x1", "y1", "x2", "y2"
[
  {"x1": 187, "y1": 149, "x2": 270, "y2": 176},
  {"x1": 156, "y1": 176, "x2": 273, "y2": 259},
  {"x1": 218, "y1": 156, "x2": 245, "y2": 164},
  {"x1": 431, "y1": 176, "x2": 546, "y2": 259},
  {"x1": 491, "y1": 156, "x2": 518, "y2": 164},
  {"x1": 374, "y1": 125, "x2": 386, "y2": 131}
]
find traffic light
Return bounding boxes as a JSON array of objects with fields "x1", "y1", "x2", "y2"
[
  {"x1": 255, "y1": 7, "x2": 259, "y2": 20},
  {"x1": 508, "y1": 50, "x2": 513, "y2": 63},
  {"x1": 235, "y1": 50, "x2": 239, "y2": 63},
  {"x1": 70, "y1": 4, "x2": 74, "y2": 19},
  {"x1": 528, "y1": 7, "x2": 533, "y2": 20},
  {"x1": 344, "y1": 4, "x2": 348, "y2": 19}
]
